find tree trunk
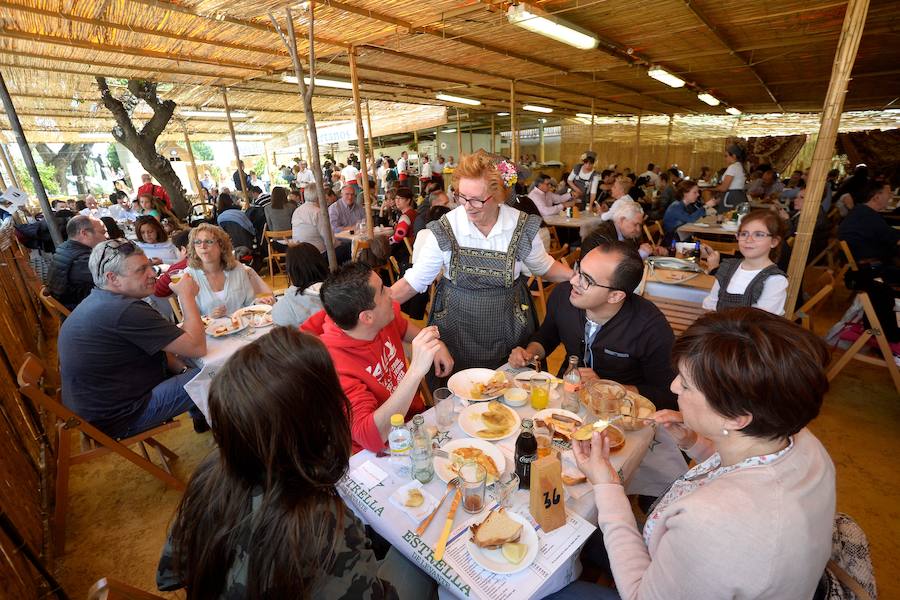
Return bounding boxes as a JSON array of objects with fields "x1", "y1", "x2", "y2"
[
  {"x1": 34, "y1": 142, "x2": 93, "y2": 194},
  {"x1": 95, "y1": 77, "x2": 190, "y2": 218}
]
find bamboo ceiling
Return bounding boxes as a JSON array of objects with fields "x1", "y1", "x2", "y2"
[{"x1": 0, "y1": 0, "x2": 898, "y2": 145}]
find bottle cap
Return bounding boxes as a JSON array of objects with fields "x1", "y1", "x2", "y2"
[
  {"x1": 390, "y1": 414, "x2": 405, "y2": 427},
  {"x1": 522, "y1": 419, "x2": 533, "y2": 430},
  {"x1": 413, "y1": 414, "x2": 425, "y2": 425}
]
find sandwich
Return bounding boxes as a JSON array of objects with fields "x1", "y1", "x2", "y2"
[{"x1": 469, "y1": 508, "x2": 523, "y2": 549}]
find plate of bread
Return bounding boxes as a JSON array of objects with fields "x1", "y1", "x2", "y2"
[
  {"x1": 449, "y1": 369, "x2": 511, "y2": 402},
  {"x1": 466, "y1": 508, "x2": 539, "y2": 574}
]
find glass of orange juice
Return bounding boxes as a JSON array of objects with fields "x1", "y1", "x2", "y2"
[{"x1": 530, "y1": 374, "x2": 550, "y2": 410}]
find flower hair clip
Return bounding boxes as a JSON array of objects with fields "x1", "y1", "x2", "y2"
[{"x1": 496, "y1": 159, "x2": 518, "y2": 188}]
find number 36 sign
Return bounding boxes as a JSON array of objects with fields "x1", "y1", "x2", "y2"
[{"x1": 528, "y1": 455, "x2": 566, "y2": 533}]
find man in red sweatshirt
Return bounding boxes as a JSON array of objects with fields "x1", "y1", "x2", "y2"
[
  {"x1": 302, "y1": 262, "x2": 453, "y2": 453},
  {"x1": 137, "y1": 173, "x2": 172, "y2": 210}
]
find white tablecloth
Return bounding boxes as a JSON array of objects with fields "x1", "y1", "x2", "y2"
[{"x1": 339, "y1": 366, "x2": 688, "y2": 599}]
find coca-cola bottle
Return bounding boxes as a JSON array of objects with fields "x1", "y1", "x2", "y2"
[{"x1": 514, "y1": 419, "x2": 538, "y2": 490}]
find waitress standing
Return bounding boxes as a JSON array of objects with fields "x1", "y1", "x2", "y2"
[
  {"x1": 713, "y1": 144, "x2": 748, "y2": 212},
  {"x1": 567, "y1": 151, "x2": 602, "y2": 210},
  {"x1": 390, "y1": 151, "x2": 574, "y2": 376}
]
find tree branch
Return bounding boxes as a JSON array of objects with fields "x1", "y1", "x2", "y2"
[
  {"x1": 125, "y1": 80, "x2": 176, "y2": 142},
  {"x1": 96, "y1": 77, "x2": 136, "y2": 144}
]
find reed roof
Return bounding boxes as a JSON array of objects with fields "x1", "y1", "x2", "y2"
[{"x1": 0, "y1": 0, "x2": 898, "y2": 144}]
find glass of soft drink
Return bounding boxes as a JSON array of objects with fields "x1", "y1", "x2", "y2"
[
  {"x1": 433, "y1": 387, "x2": 455, "y2": 429},
  {"x1": 460, "y1": 460, "x2": 487, "y2": 514},
  {"x1": 530, "y1": 374, "x2": 550, "y2": 410}
]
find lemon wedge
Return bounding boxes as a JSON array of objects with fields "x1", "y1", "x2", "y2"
[{"x1": 501, "y1": 542, "x2": 528, "y2": 564}]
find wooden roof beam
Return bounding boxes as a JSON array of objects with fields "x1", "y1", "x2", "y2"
[
  {"x1": 0, "y1": 55, "x2": 243, "y2": 83},
  {"x1": 682, "y1": 0, "x2": 784, "y2": 111}
]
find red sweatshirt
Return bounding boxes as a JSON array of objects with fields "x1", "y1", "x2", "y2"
[
  {"x1": 137, "y1": 182, "x2": 172, "y2": 210},
  {"x1": 153, "y1": 257, "x2": 188, "y2": 298},
  {"x1": 301, "y1": 304, "x2": 424, "y2": 454}
]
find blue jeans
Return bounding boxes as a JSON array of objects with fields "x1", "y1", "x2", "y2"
[
  {"x1": 544, "y1": 581, "x2": 620, "y2": 600},
  {"x1": 120, "y1": 368, "x2": 202, "y2": 438}
]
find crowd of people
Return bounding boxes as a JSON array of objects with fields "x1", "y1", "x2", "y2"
[{"x1": 21, "y1": 144, "x2": 893, "y2": 599}]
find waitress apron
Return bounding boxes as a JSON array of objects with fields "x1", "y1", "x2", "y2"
[{"x1": 426, "y1": 211, "x2": 542, "y2": 374}]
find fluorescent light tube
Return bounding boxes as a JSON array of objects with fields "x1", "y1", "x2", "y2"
[
  {"x1": 282, "y1": 74, "x2": 353, "y2": 90},
  {"x1": 436, "y1": 93, "x2": 481, "y2": 106},
  {"x1": 497, "y1": 112, "x2": 510, "y2": 116},
  {"x1": 181, "y1": 110, "x2": 248, "y2": 119},
  {"x1": 726, "y1": 107, "x2": 742, "y2": 116},
  {"x1": 442, "y1": 128, "x2": 457, "y2": 133},
  {"x1": 507, "y1": 4, "x2": 599, "y2": 50},
  {"x1": 697, "y1": 92, "x2": 720, "y2": 106},
  {"x1": 523, "y1": 104, "x2": 553, "y2": 113},
  {"x1": 575, "y1": 113, "x2": 596, "y2": 120},
  {"x1": 647, "y1": 67, "x2": 685, "y2": 89}
]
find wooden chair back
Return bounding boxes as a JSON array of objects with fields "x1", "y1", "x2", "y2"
[
  {"x1": 17, "y1": 353, "x2": 185, "y2": 555},
  {"x1": 699, "y1": 238, "x2": 739, "y2": 255},
  {"x1": 529, "y1": 244, "x2": 568, "y2": 319},
  {"x1": 546, "y1": 225, "x2": 561, "y2": 250},
  {"x1": 795, "y1": 269, "x2": 835, "y2": 331},
  {"x1": 404, "y1": 236, "x2": 414, "y2": 259},
  {"x1": 263, "y1": 226, "x2": 292, "y2": 287},
  {"x1": 827, "y1": 292, "x2": 900, "y2": 394},
  {"x1": 88, "y1": 578, "x2": 166, "y2": 600},
  {"x1": 562, "y1": 247, "x2": 581, "y2": 268},
  {"x1": 39, "y1": 285, "x2": 71, "y2": 320},
  {"x1": 167, "y1": 296, "x2": 183, "y2": 323},
  {"x1": 643, "y1": 221, "x2": 663, "y2": 246},
  {"x1": 643, "y1": 294, "x2": 707, "y2": 336}
]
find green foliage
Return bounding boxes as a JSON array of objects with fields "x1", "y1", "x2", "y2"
[
  {"x1": 106, "y1": 144, "x2": 121, "y2": 170},
  {"x1": 252, "y1": 155, "x2": 266, "y2": 177},
  {"x1": 191, "y1": 141, "x2": 214, "y2": 161},
  {"x1": 14, "y1": 160, "x2": 60, "y2": 195}
]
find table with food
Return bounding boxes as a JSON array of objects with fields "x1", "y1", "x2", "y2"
[
  {"x1": 542, "y1": 212, "x2": 604, "y2": 230},
  {"x1": 642, "y1": 255, "x2": 715, "y2": 304},
  {"x1": 676, "y1": 215, "x2": 740, "y2": 241},
  {"x1": 183, "y1": 303, "x2": 275, "y2": 420},
  {"x1": 337, "y1": 366, "x2": 685, "y2": 599}
]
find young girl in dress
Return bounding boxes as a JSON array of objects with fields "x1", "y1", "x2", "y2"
[{"x1": 702, "y1": 209, "x2": 788, "y2": 315}]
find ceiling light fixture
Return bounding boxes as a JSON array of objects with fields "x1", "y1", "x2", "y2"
[
  {"x1": 647, "y1": 67, "x2": 685, "y2": 89},
  {"x1": 281, "y1": 74, "x2": 354, "y2": 90},
  {"x1": 497, "y1": 112, "x2": 510, "y2": 116},
  {"x1": 575, "y1": 113, "x2": 596, "y2": 120},
  {"x1": 507, "y1": 3, "x2": 599, "y2": 50},
  {"x1": 181, "y1": 109, "x2": 248, "y2": 119},
  {"x1": 435, "y1": 93, "x2": 481, "y2": 106},
  {"x1": 442, "y1": 128, "x2": 457, "y2": 133},
  {"x1": 726, "y1": 107, "x2": 742, "y2": 116},
  {"x1": 523, "y1": 104, "x2": 553, "y2": 113},
  {"x1": 697, "y1": 92, "x2": 721, "y2": 106}
]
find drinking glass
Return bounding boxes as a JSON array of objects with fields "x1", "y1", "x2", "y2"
[
  {"x1": 492, "y1": 472, "x2": 520, "y2": 509},
  {"x1": 585, "y1": 379, "x2": 632, "y2": 421},
  {"x1": 168, "y1": 269, "x2": 184, "y2": 284},
  {"x1": 433, "y1": 387, "x2": 455, "y2": 429},
  {"x1": 534, "y1": 423, "x2": 554, "y2": 459},
  {"x1": 530, "y1": 374, "x2": 550, "y2": 410},
  {"x1": 460, "y1": 461, "x2": 487, "y2": 514}
]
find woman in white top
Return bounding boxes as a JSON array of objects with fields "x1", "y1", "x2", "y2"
[
  {"x1": 702, "y1": 210, "x2": 788, "y2": 315},
  {"x1": 184, "y1": 223, "x2": 274, "y2": 318},
  {"x1": 290, "y1": 186, "x2": 330, "y2": 254},
  {"x1": 712, "y1": 144, "x2": 747, "y2": 213},
  {"x1": 134, "y1": 216, "x2": 180, "y2": 265},
  {"x1": 567, "y1": 151, "x2": 601, "y2": 209},
  {"x1": 391, "y1": 150, "x2": 573, "y2": 375}
]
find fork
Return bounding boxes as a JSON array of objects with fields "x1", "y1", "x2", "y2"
[{"x1": 416, "y1": 477, "x2": 459, "y2": 536}]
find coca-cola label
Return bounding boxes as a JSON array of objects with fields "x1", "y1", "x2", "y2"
[{"x1": 518, "y1": 454, "x2": 536, "y2": 464}]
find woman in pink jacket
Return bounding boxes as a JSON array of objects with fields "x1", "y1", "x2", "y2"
[{"x1": 551, "y1": 308, "x2": 835, "y2": 599}]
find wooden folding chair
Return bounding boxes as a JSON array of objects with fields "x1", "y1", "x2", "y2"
[
  {"x1": 353, "y1": 238, "x2": 396, "y2": 284},
  {"x1": 546, "y1": 225, "x2": 561, "y2": 250},
  {"x1": 528, "y1": 244, "x2": 568, "y2": 319},
  {"x1": 698, "y1": 237, "x2": 739, "y2": 255},
  {"x1": 836, "y1": 239, "x2": 858, "y2": 282},
  {"x1": 808, "y1": 238, "x2": 839, "y2": 270},
  {"x1": 17, "y1": 353, "x2": 185, "y2": 555},
  {"x1": 263, "y1": 225, "x2": 292, "y2": 287},
  {"x1": 404, "y1": 237, "x2": 414, "y2": 260},
  {"x1": 827, "y1": 292, "x2": 900, "y2": 394},
  {"x1": 167, "y1": 296, "x2": 183, "y2": 323},
  {"x1": 643, "y1": 294, "x2": 707, "y2": 336},
  {"x1": 562, "y1": 247, "x2": 581, "y2": 268},
  {"x1": 643, "y1": 221, "x2": 663, "y2": 246},
  {"x1": 88, "y1": 578, "x2": 166, "y2": 600},
  {"x1": 794, "y1": 269, "x2": 835, "y2": 331},
  {"x1": 39, "y1": 285, "x2": 71, "y2": 321}
]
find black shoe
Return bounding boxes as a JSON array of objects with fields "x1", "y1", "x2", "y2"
[{"x1": 192, "y1": 415, "x2": 210, "y2": 433}]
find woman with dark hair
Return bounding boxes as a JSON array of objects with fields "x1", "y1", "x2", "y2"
[
  {"x1": 134, "y1": 215, "x2": 179, "y2": 264},
  {"x1": 703, "y1": 209, "x2": 788, "y2": 315},
  {"x1": 712, "y1": 144, "x2": 747, "y2": 213},
  {"x1": 271, "y1": 243, "x2": 328, "y2": 327},
  {"x1": 550, "y1": 309, "x2": 835, "y2": 600},
  {"x1": 662, "y1": 180, "x2": 717, "y2": 238},
  {"x1": 264, "y1": 186, "x2": 297, "y2": 232},
  {"x1": 100, "y1": 216, "x2": 124, "y2": 240},
  {"x1": 389, "y1": 187, "x2": 417, "y2": 247},
  {"x1": 216, "y1": 192, "x2": 257, "y2": 248},
  {"x1": 158, "y1": 327, "x2": 435, "y2": 599}
]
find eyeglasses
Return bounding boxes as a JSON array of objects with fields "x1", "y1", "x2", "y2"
[
  {"x1": 192, "y1": 238, "x2": 219, "y2": 247},
  {"x1": 736, "y1": 231, "x2": 774, "y2": 240},
  {"x1": 95, "y1": 239, "x2": 136, "y2": 278},
  {"x1": 573, "y1": 261, "x2": 621, "y2": 293},
  {"x1": 453, "y1": 191, "x2": 490, "y2": 208}
]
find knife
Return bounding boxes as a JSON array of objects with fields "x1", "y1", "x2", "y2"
[{"x1": 433, "y1": 489, "x2": 461, "y2": 562}]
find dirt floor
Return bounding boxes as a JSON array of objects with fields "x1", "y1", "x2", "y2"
[{"x1": 53, "y1": 295, "x2": 900, "y2": 599}]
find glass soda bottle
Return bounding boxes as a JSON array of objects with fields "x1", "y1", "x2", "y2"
[
  {"x1": 387, "y1": 414, "x2": 412, "y2": 478},
  {"x1": 410, "y1": 414, "x2": 434, "y2": 484},
  {"x1": 514, "y1": 419, "x2": 538, "y2": 490},
  {"x1": 562, "y1": 355, "x2": 582, "y2": 413}
]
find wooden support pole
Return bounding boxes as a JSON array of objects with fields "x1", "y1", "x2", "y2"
[
  {"x1": 181, "y1": 123, "x2": 203, "y2": 199},
  {"x1": 490, "y1": 114, "x2": 496, "y2": 154},
  {"x1": 589, "y1": 98, "x2": 595, "y2": 152},
  {"x1": 785, "y1": 0, "x2": 870, "y2": 319},
  {"x1": 510, "y1": 80, "x2": 517, "y2": 160},
  {"x1": 262, "y1": 140, "x2": 274, "y2": 189},
  {"x1": 0, "y1": 71, "x2": 61, "y2": 245},
  {"x1": 1, "y1": 143, "x2": 21, "y2": 189},
  {"x1": 633, "y1": 112, "x2": 642, "y2": 172},
  {"x1": 365, "y1": 99, "x2": 377, "y2": 171},
  {"x1": 663, "y1": 115, "x2": 674, "y2": 169},
  {"x1": 539, "y1": 120, "x2": 545, "y2": 163},
  {"x1": 455, "y1": 109, "x2": 462, "y2": 158},
  {"x1": 435, "y1": 126, "x2": 440, "y2": 159},
  {"x1": 468, "y1": 120, "x2": 474, "y2": 153},
  {"x1": 222, "y1": 88, "x2": 249, "y2": 206},
  {"x1": 0, "y1": 144, "x2": 14, "y2": 190},
  {"x1": 349, "y1": 45, "x2": 374, "y2": 238}
]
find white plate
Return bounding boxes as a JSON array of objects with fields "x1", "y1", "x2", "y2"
[
  {"x1": 465, "y1": 511, "x2": 539, "y2": 574},
  {"x1": 532, "y1": 408, "x2": 582, "y2": 427},
  {"x1": 459, "y1": 402, "x2": 521, "y2": 441},
  {"x1": 435, "y1": 438, "x2": 507, "y2": 484},
  {"x1": 234, "y1": 304, "x2": 273, "y2": 328},
  {"x1": 448, "y1": 368, "x2": 510, "y2": 402},
  {"x1": 205, "y1": 316, "x2": 248, "y2": 338}
]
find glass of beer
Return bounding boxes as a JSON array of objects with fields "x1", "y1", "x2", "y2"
[
  {"x1": 529, "y1": 374, "x2": 550, "y2": 410},
  {"x1": 168, "y1": 269, "x2": 184, "y2": 284},
  {"x1": 534, "y1": 423, "x2": 554, "y2": 459},
  {"x1": 460, "y1": 461, "x2": 487, "y2": 514}
]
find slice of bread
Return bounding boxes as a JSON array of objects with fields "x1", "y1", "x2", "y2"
[{"x1": 469, "y1": 508, "x2": 523, "y2": 549}]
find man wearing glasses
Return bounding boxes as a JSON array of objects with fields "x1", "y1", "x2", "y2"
[
  {"x1": 58, "y1": 239, "x2": 210, "y2": 438},
  {"x1": 508, "y1": 241, "x2": 677, "y2": 410}
]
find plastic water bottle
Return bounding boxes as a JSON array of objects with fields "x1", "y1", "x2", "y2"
[
  {"x1": 562, "y1": 355, "x2": 582, "y2": 413},
  {"x1": 388, "y1": 414, "x2": 412, "y2": 478},
  {"x1": 410, "y1": 414, "x2": 434, "y2": 484}
]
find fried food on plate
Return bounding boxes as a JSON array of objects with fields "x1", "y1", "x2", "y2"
[{"x1": 470, "y1": 371, "x2": 509, "y2": 399}]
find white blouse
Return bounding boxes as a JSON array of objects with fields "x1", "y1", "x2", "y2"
[{"x1": 702, "y1": 263, "x2": 788, "y2": 315}]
